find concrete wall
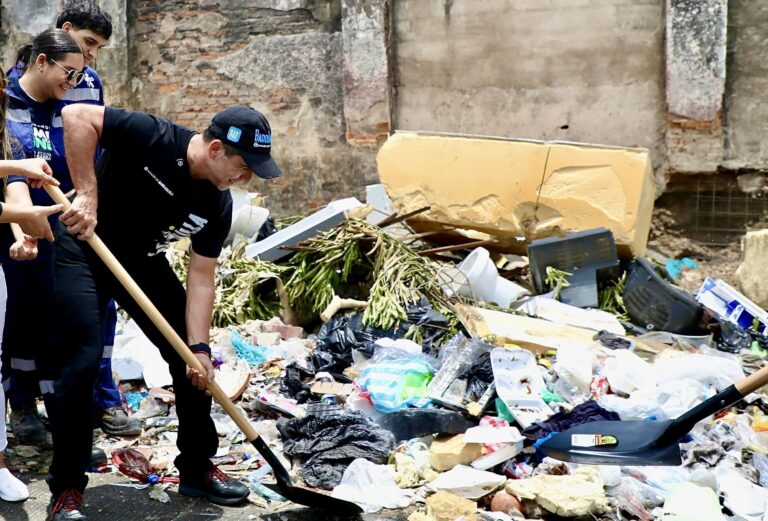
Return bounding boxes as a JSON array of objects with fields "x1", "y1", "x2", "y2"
[
  {"x1": 724, "y1": 1, "x2": 768, "y2": 170},
  {"x1": 393, "y1": 0, "x2": 668, "y2": 186}
]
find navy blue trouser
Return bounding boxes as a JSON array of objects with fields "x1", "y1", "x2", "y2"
[
  {"x1": 48, "y1": 225, "x2": 218, "y2": 495},
  {"x1": 94, "y1": 302, "x2": 122, "y2": 411},
  {"x1": 0, "y1": 252, "x2": 58, "y2": 404}
]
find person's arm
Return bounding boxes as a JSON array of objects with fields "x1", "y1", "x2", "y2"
[
  {"x1": 0, "y1": 201, "x2": 62, "y2": 242},
  {"x1": 59, "y1": 104, "x2": 105, "y2": 240},
  {"x1": 6, "y1": 182, "x2": 39, "y2": 259},
  {"x1": 0, "y1": 158, "x2": 57, "y2": 188},
  {"x1": 184, "y1": 250, "x2": 217, "y2": 393}
]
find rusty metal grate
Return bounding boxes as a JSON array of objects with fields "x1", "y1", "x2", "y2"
[{"x1": 689, "y1": 176, "x2": 768, "y2": 246}]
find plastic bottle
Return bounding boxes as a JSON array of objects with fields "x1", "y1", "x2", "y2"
[{"x1": 112, "y1": 448, "x2": 161, "y2": 484}]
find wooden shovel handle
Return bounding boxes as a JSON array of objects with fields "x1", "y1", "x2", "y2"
[
  {"x1": 736, "y1": 363, "x2": 768, "y2": 396},
  {"x1": 45, "y1": 185, "x2": 260, "y2": 441}
]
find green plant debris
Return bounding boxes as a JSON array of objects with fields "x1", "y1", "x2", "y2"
[
  {"x1": 545, "y1": 266, "x2": 572, "y2": 300},
  {"x1": 598, "y1": 271, "x2": 628, "y2": 321}
]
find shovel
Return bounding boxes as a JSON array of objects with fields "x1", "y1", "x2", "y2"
[
  {"x1": 45, "y1": 185, "x2": 363, "y2": 515},
  {"x1": 539, "y1": 361, "x2": 768, "y2": 465}
]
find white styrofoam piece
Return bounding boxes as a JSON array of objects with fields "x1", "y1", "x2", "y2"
[
  {"x1": 491, "y1": 348, "x2": 547, "y2": 409},
  {"x1": 470, "y1": 443, "x2": 523, "y2": 470},
  {"x1": 463, "y1": 425, "x2": 524, "y2": 445},
  {"x1": 515, "y1": 295, "x2": 625, "y2": 335}
]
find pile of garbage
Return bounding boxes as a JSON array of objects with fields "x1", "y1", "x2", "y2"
[
  {"x1": 18, "y1": 132, "x2": 768, "y2": 520},
  {"x1": 76, "y1": 193, "x2": 768, "y2": 520}
]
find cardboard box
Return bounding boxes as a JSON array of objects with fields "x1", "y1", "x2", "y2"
[{"x1": 377, "y1": 131, "x2": 656, "y2": 259}]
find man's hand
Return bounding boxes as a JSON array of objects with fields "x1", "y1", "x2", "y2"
[
  {"x1": 13, "y1": 158, "x2": 59, "y2": 189},
  {"x1": 9, "y1": 235, "x2": 38, "y2": 261},
  {"x1": 186, "y1": 352, "x2": 214, "y2": 396},
  {"x1": 60, "y1": 191, "x2": 97, "y2": 240},
  {"x1": 16, "y1": 204, "x2": 62, "y2": 242}
]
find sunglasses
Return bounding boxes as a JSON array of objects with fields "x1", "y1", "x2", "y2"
[{"x1": 49, "y1": 59, "x2": 85, "y2": 86}]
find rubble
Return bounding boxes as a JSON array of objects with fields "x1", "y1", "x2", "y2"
[{"x1": 6, "y1": 136, "x2": 768, "y2": 520}]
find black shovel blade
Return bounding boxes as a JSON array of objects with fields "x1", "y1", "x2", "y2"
[
  {"x1": 251, "y1": 436, "x2": 363, "y2": 515},
  {"x1": 269, "y1": 481, "x2": 364, "y2": 516},
  {"x1": 540, "y1": 419, "x2": 683, "y2": 466}
]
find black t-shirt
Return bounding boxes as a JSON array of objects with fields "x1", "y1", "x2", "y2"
[{"x1": 96, "y1": 107, "x2": 232, "y2": 259}]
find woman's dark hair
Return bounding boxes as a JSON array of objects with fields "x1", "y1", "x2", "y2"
[
  {"x1": 55, "y1": 0, "x2": 113, "y2": 40},
  {"x1": 15, "y1": 28, "x2": 83, "y2": 72},
  {"x1": 0, "y1": 70, "x2": 13, "y2": 160}
]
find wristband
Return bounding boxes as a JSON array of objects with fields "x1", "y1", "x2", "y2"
[{"x1": 189, "y1": 342, "x2": 211, "y2": 357}]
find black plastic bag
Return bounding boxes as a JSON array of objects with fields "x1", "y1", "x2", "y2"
[
  {"x1": 278, "y1": 411, "x2": 395, "y2": 489},
  {"x1": 715, "y1": 320, "x2": 753, "y2": 353},
  {"x1": 256, "y1": 217, "x2": 278, "y2": 241},
  {"x1": 312, "y1": 299, "x2": 452, "y2": 372},
  {"x1": 280, "y1": 363, "x2": 315, "y2": 403},
  {"x1": 458, "y1": 350, "x2": 494, "y2": 402}
]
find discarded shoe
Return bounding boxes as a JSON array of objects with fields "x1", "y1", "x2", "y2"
[
  {"x1": 0, "y1": 467, "x2": 29, "y2": 502},
  {"x1": 179, "y1": 466, "x2": 250, "y2": 505},
  {"x1": 98, "y1": 407, "x2": 142, "y2": 437},
  {"x1": 90, "y1": 447, "x2": 108, "y2": 468},
  {"x1": 47, "y1": 489, "x2": 86, "y2": 520},
  {"x1": 11, "y1": 401, "x2": 52, "y2": 445}
]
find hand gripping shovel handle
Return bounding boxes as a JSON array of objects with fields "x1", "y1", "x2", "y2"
[
  {"x1": 43, "y1": 186, "x2": 301, "y2": 493},
  {"x1": 45, "y1": 186, "x2": 260, "y2": 438}
]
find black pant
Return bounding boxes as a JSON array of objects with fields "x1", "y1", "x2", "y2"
[
  {"x1": 48, "y1": 224, "x2": 218, "y2": 495},
  {"x1": 0, "y1": 251, "x2": 58, "y2": 405}
]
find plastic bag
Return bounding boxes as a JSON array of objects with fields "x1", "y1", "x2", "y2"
[
  {"x1": 230, "y1": 328, "x2": 267, "y2": 366},
  {"x1": 606, "y1": 475, "x2": 664, "y2": 519},
  {"x1": 551, "y1": 345, "x2": 594, "y2": 403},
  {"x1": 278, "y1": 411, "x2": 395, "y2": 489},
  {"x1": 280, "y1": 362, "x2": 314, "y2": 403},
  {"x1": 458, "y1": 351, "x2": 494, "y2": 402},
  {"x1": 112, "y1": 448, "x2": 178, "y2": 484},
  {"x1": 598, "y1": 379, "x2": 712, "y2": 421},
  {"x1": 715, "y1": 320, "x2": 753, "y2": 353},
  {"x1": 331, "y1": 458, "x2": 413, "y2": 513},
  {"x1": 357, "y1": 357, "x2": 434, "y2": 412}
]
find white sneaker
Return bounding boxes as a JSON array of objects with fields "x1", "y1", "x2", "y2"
[{"x1": 0, "y1": 467, "x2": 29, "y2": 502}]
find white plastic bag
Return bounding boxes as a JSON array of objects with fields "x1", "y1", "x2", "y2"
[{"x1": 331, "y1": 458, "x2": 413, "y2": 513}]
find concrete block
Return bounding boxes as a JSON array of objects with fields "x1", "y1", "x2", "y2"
[
  {"x1": 429, "y1": 434, "x2": 483, "y2": 472},
  {"x1": 377, "y1": 131, "x2": 656, "y2": 259},
  {"x1": 735, "y1": 229, "x2": 768, "y2": 308},
  {"x1": 264, "y1": 323, "x2": 304, "y2": 340}
]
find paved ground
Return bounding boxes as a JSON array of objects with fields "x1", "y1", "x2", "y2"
[{"x1": 0, "y1": 472, "x2": 410, "y2": 521}]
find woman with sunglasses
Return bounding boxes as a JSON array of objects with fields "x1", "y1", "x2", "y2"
[
  {"x1": 0, "y1": 28, "x2": 84, "y2": 464},
  {"x1": 0, "y1": 64, "x2": 65, "y2": 502}
]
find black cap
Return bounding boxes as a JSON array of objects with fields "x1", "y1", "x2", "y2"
[{"x1": 207, "y1": 106, "x2": 283, "y2": 180}]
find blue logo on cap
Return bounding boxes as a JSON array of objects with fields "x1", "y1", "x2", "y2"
[{"x1": 227, "y1": 126, "x2": 242, "y2": 143}]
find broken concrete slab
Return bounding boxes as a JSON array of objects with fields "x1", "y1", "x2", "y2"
[
  {"x1": 377, "y1": 131, "x2": 656, "y2": 259},
  {"x1": 735, "y1": 229, "x2": 768, "y2": 308},
  {"x1": 429, "y1": 434, "x2": 483, "y2": 472}
]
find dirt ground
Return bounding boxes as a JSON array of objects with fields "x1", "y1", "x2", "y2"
[{"x1": 647, "y1": 207, "x2": 743, "y2": 293}]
